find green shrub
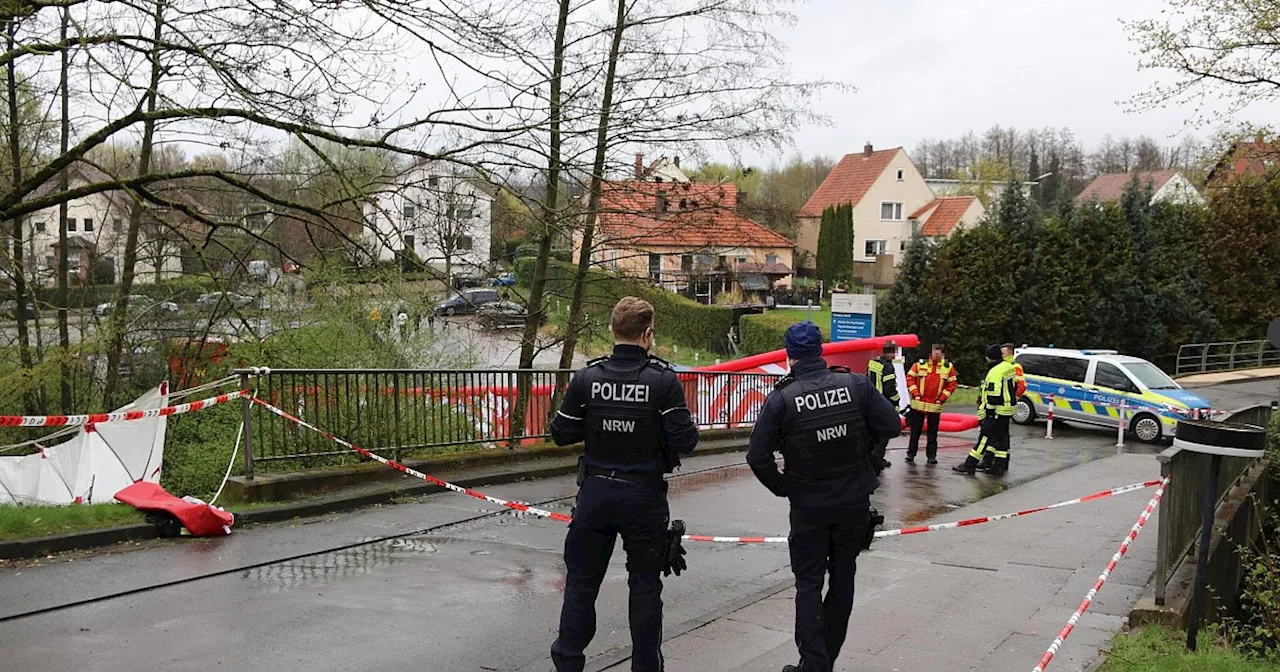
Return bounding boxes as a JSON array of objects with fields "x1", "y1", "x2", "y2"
[
  {"x1": 537, "y1": 260, "x2": 734, "y2": 354},
  {"x1": 161, "y1": 403, "x2": 243, "y2": 500},
  {"x1": 740, "y1": 311, "x2": 802, "y2": 356},
  {"x1": 514, "y1": 257, "x2": 538, "y2": 286}
]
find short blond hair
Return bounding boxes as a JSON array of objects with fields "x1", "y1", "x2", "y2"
[{"x1": 610, "y1": 296, "x2": 654, "y2": 341}]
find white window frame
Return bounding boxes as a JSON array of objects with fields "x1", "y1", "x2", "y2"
[
  {"x1": 879, "y1": 202, "x2": 903, "y2": 221},
  {"x1": 864, "y1": 239, "x2": 888, "y2": 258}
]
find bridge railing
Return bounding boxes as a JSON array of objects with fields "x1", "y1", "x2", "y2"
[
  {"x1": 232, "y1": 367, "x2": 782, "y2": 476},
  {"x1": 1175, "y1": 340, "x2": 1280, "y2": 376},
  {"x1": 1154, "y1": 404, "x2": 1275, "y2": 606}
]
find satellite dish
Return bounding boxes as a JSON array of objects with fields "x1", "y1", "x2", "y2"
[{"x1": 1269, "y1": 318, "x2": 1280, "y2": 349}]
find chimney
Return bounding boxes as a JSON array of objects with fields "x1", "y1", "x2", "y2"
[
  {"x1": 673, "y1": 156, "x2": 680, "y2": 168},
  {"x1": 863, "y1": 142, "x2": 873, "y2": 158},
  {"x1": 635, "y1": 153, "x2": 644, "y2": 180}
]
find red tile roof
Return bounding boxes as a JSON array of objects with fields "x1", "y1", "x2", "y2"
[
  {"x1": 1207, "y1": 138, "x2": 1278, "y2": 183},
  {"x1": 909, "y1": 196, "x2": 977, "y2": 236},
  {"x1": 596, "y1": 180, "x2": 792, "y2": 249},
  {"x1": 1075, "y1": 170, "x2": 1179, "y2": 204},
  {"x1": 798, "y1": 148, "x2": 900, "y2": 217}
]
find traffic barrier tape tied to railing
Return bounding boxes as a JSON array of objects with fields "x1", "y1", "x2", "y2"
[
  {"x1": 251, "y1": 396, "x2": 1163, "y2": 546},
  {"x1": 0, "y1": 390, "x2": 250, "y2": 427},
  {"x1": 1031, "y1": 477, "x2": 1168, "y2": 672},
  {"x1": 250, "y1": 398, "x2": 573, "y2": 522}
]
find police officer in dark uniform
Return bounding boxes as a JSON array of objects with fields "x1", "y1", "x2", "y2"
[
  {"x1": 747, "y1": 322, "x2": 902, "y2": 672},
  {"x1": 548, "y1": 297, "x2": 699, "y2": 672}
]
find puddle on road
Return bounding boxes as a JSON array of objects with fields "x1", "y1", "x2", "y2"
[{"x1": 242, "y1": 537, "x2": 437, "y2": 592}]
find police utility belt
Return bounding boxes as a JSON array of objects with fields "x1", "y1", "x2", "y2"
[{"x1": 579, "y1": 461, "x2": 666, "y2": 489}]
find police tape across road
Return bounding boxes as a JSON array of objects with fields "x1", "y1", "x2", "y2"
[
  {"x1": 1032, "y1": 477, "x2": 1168, "y2": 672},
  {"x1": 682, "y1": 478, "x2": 1164, "y2": 543},
  {"x1": 250, "y1": 397, "x2": 574, "y2": 522},
  {"x1": 250, "y1": 396, "x2": 1163, "y2": 546},
  {"x1": 0, "y1": 390, "x2": 250, "y2": 427}
]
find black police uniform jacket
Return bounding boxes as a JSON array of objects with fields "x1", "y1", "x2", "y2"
[
  {"x1": 549, "y1": 344, "x2": 698, "y2": 473},
  {"x1": 746, "y1": 357, "x2": 902, "y2": 507}
]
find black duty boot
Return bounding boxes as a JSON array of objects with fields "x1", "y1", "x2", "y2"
[
  {"x1": 781, "y1": 665, "x2": 800, "y2": 672},
  {"x1": 904, "y1": 454, "x2": 915, "y2": 464},
  {"x1": 952, "y1": 460, "x2": 976, "y2": 475},
  {"x1": 927, "y1": 457, "x2": 938, "y2": 465}
]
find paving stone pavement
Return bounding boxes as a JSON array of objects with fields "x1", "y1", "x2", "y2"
[{"x1": 602, "y1": 452, "x2": 1163, "y2": 672}]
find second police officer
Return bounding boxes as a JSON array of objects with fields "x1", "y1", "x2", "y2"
[
  {"x1": 548, "y1": 297, "x2": 699, "y2": 672},
  {"x1": 747, "y1": 322, "x2": 902, "y2": 672}
]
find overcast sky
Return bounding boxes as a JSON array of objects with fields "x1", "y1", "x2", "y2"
[{"x1": 741, "y1": 0, "x2": 1280, "y2": 164}]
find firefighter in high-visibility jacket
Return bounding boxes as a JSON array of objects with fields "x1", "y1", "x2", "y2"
[
  {"x1": 904, "y1": 343, "x2": 958, "y2": 465},
  {"x1": 1001, "y1": 343, "x2": 1026, "y2": 399},
  {"x1": 866, "y1": 340, "x2": 900, "y2": 472},
  {"x1": 954, "y1": 345, "x2": 1018, "y2": 476}
]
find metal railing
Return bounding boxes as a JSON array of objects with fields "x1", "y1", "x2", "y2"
[
  {"x1": 1175, "y1": 340, "x2": 1280, "y2": 376},
  {"x1": 233, "y1": 367, "x2": 782, "y2": 476},
  {"x1": 1154, "y1": 404, "x2": 1275, "y2": 605}
]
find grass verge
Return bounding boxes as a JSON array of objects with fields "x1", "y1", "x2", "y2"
[
  {"x1": 1100, "y1": 625, "x2": 1280, "y2": 671},
  {"x1": 0, "y1": 503, "x2": 147, "y2": 540}
]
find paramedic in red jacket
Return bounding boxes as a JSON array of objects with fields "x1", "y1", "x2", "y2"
[{"x1": 904, "y1": 343, "x2": 958, "y2": 465}]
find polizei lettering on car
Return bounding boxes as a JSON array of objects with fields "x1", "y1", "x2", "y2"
[
  {"x1": 590, "y1": 382, "x2": 651, "y2": 403},
  {"x1": 793, "y1": 387, "x2": 852, "y2": 413}
]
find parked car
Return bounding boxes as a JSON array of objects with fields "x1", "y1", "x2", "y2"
[
  {"x1": 196, "y1": 292, "x2": 255, "y2": 309},
  {"x1": 1012, "y1": 347, "x2": 1212, "y2": 444},
  {"x1": 476, "y1": 301, "x2": 542, "y2": 329},
  {"x1": 247, "y1": 260, "x2": 270, "y2": 279},
  {"x1": 434, "y1": 288, "x2": 500, "y2": 316},
  {"x1": 0, "y1": 299, "x2": 35, "y2": 319},
  {"x1": 490, "y1": 272, "x2": 516, "y2": 287},
  {"x1": 94, "y1": 295, "x2": 180, "y2": 318}
]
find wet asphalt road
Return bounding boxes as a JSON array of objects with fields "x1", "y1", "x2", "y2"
[{"x1": 0, "y1": 417, "x2": 1165, "y2": 672}]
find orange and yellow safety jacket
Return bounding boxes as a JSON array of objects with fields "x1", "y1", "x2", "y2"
[
  {"x1": 906, "y1": 358, "x2": 958, "y2": 413},
  {"x1": 1004, "y1": 354, "x2": 1026, "y2": 398}
]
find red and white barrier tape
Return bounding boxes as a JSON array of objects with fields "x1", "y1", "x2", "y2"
[
  {"x1": 248, "y1": 395, "x2": 1164, "y2": 553},
  {"x1": 250, "y1": 398, "x2": 573, "y2": 522},
  {"x1": 1031, "y1": 477, "x2": 1168, "y2": 672},
  {"x1": 681, "y1": 479, "x2": 1163, "y2": 544},
  {"x1": 0, "y1": 390, "x2": 249, "y2": 427}
]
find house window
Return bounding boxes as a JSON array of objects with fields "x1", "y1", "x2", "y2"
[
  {"x1": 33, "y1": 220, "x2": 45, "y2": 234},
  {"x1": 44, "y1": 255, "x2": 54, "y2": 269},
  {"x1": 402, "y1": 202, "x2": 416, "y2": 219},
  {"x1": 896, "y1": 169, "x2": 904, "y2": 181},
  {"x1": 681, "y1": 254, "x2": 693, "y2": 272},
  {"x1": 900, "y1": 240, "x2": 908, "y2": 251},
  {"x1": 864, "y1": 239, "x2": 888, "y2": 257},
  {"x1": 765, "y1": 254, "x2": 778, "y2": 265},
  {"x1": 246, "y1": 213, "x2": 265, "y2": 230},
  {"x1": 67, "y1": 218, "x2": 76, "y2": 232},
  {"x1": 656, "y1": 191, "x2": 669, "y2": 214},
  {"x1": 695, "y1": 253, "x2": 713, "y2": 269},
  {"x1": 648, "y1": 253, "x2": 662, "y2": 280},
  {"x1": 112, "y1": 218, "x2": 122, "y2": 233},
  {"x1": 879, "y1": 202, "x2": 903, "y2": 221},
  {"x1": 403, "y1": 234, "x2": 415, "y2": 250},
  {"x1": 83, "y1": 218, "x2": 94, "y2": 232},
  {"x1": 457, "y1": 207, "x2": 474, "y2": 219},
  {"x1": 679, "y1": 198, "x2": 688, "y2": 210},
  {"x1": 428, "y1": 175, "x2": 439, "y2": 187},
  {"x1": 453, "y1": 235, "x2": 473, "y2": 252}
]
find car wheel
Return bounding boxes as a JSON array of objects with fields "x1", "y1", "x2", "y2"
[
  {"x1": 1013, "y1": 397, "x2": 1036, "y2": 425},
  {"x1": 1131, "y1": 413, "x2": 1163, "y2": 444},
  {"x1": 444, "y1": 307, "x2": 455, "y2": 317}
]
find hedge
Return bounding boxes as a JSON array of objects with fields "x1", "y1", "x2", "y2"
[
  {"x1": 2, "y1": 277, "x2": 222, "y2": 310},
  {"x1": 739, "y1": 311, "x2": 801, "y2": 356},
  {"x1": 525, "y1": 260, "x2": 734, "y2": 354}
]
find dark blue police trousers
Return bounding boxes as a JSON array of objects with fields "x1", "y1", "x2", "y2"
[
  {"x1": 551, "y1": 475, "x2": 669, "y2": 672},
  {"x1": 788, "y1": 500, "x2": 871, "y2": 672}
]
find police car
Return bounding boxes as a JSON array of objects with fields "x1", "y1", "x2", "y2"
[{"x1": 1012, "y1": 347, "x2": 1212, "y2": 444}]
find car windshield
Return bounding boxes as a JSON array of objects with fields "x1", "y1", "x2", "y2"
[{"x1": 1121, "y1": 361, "x2": 1179, "y2": 390}]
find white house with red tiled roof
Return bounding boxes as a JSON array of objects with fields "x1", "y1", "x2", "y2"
[
  {"x1": 575, "y1": 172, "x2": 794, "y2": 303},
  {"x1": 796, "y1": 143, "x2": 984, "y2": 283},
  {"x1": 1075, "y1": 170, "x2": 1203, "y2": 206},
  {"x1": 907, "y1": 196, "x2": 984, "y2": 238}
]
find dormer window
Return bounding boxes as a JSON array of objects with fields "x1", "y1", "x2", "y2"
[{"x1": 656, "y1": 191, "x2": 669, "y2": 214}]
